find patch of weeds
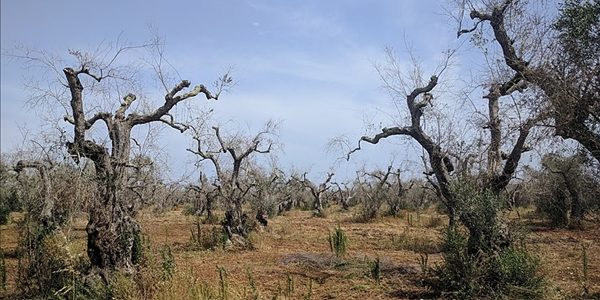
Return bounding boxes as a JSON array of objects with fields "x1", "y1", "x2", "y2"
[
  {"x1": 285, "y1": 269, "x2": 294, "y2": 298},
  {"x1": 110, "y1": 270, "x2": 141, "y2": 299},
  {"x1": 182, "y1": 203, "x2": 200, "y2": 216},
  {"x1": 217, "y1": 265, "x2": 229, "y2": 300},
  {"x1": 189, "y1": 222, "x2": 227, "y2": 251},
  {"x1": 327, "y1": 223, "x2": 348, "y2": 258},
  {"x1": 576, "y1": 243, "x2": 590, "y2": 297},
  {"x1": 423, "y1": 215, "x2": 444, "y2": 228},
  {"x1": 246, "y1": 230, "x2": 262, "y2": 250},
  {"x1": 245, "y1": 269, "x2": 260, "y2": 300},
  {"x1": 190, "y1": 282, "x2": 216, "y2": 299},
  {"x1": 418, "y1": 253, "x2": 429, "y2": 273},
  {"x1": 0, "y1": 248, "x2": 6, "y2": 292},
  {"x1": 313, "y1": 209, "x2": 328, "y2": 218},
  {"x1": 188, "y1": 217, "x2": 202, "y2": 248},
  {"x1": 423, "y1": 192, "x2": 547, "y2": 300},
  {"x1": 304, "y1": 278, "x2": 313, "y2": 300},
  {"x1": 158, "y1": 245, "x2": 175, "y2": 281}
]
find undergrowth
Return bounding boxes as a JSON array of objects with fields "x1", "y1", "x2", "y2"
[{"x1": 422, "y1": 182, "x2": 547, "y2": 300}]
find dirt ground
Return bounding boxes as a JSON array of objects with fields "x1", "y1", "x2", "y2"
[{"x1": 1, "y1": 206, "x2": 599, "y2": 299}]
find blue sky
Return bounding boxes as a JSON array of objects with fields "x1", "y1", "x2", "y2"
[{"x1": 1, "y1": 1, "x2": 465, "y2": 182}]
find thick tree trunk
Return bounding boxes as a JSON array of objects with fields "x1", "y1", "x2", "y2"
[
  {"x1": 223, "y1": 196, "x2": 245, "y2": 237},
  {"x1": 205, "y1": 193, "x2": 215, "y2": 221},
  {"x1": 86, "y1": 205, "x2": 139, "y2": 271},
  {"x1": 86, "y1": 167, "x2": 139, "y2": 272},
  {"x1": 571, "y1": 198, "x2": 583, "y2": 226}
]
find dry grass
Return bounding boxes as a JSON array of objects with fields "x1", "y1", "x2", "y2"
[{"x1": 1, "y1": 206, "x2": 600, "y2": 299}]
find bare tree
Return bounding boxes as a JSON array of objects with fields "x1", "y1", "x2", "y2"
[
  {"x1": 247, "y1": 166, "x2": 288, "y2": 226},
  {"x1": 294, "y1": 172, "x2": 335, "y2": 216},
  {"x1": 186, "y1": 172, "x2": 219, "y2": 222},
  {"x1": 388, "y1": 168, "x2": 413, "y2": 217},
  {"x1": 355, "y1": 165, "x2": 394, "y2": 220},
  {"x1": 347, "y1": 51, "x2": 459, "y2": 222},
  {"x1": 331, "y1": 181, "x2": 355, "y2": 210},
  {"x1": 482, "y1": 78, "x2": 544, "y2": 193},
  {"x1": 7, "y1": 38, "x2": 232, "y2": 274},
  {"x1": 187, "y1": 121, "x2": 279, "y2": 240}
]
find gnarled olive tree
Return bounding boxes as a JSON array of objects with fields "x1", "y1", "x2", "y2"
[
  {"x1": 187, "y1": 121, "x2": 279, "y2": 240},
  {"x1": 9, "y1": 40, "x2": 231, "y2": 274},
  {"x1": 459, "y1": 0, "x2": 600, "y2": 162},
  {"x1": 347, "y1": 45, "x2": 540, "y2": 224}
]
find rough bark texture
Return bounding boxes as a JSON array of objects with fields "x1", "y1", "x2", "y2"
[{"x1": 62, "y1": 66, "x2": 216, "y2": 273}]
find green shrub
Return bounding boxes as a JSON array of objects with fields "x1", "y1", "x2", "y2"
[
  {"x1": 188, "y1": 218, "x2": 229, "y2": 251},
  {"x1": 182, "y1": 202, "x2": 200, "y2": 216},
  {"x1": 535, "y1": 191, "x2": 569, "y2": 228},
  {"x1": 217, "y1": 265, "x2": 229, "y2": 300},
  {"x1": 423, "y1": 181, "x2": 546, "y2": 299},
  {"x1": 370, "y1": 255, "x2": 381, "y2": 284},
  {"x1": 493, "y1": 246, "x2": 546, "y2": 299},
  {"x1": 426, "y1": 226, "x2": 546, "y2": 299},
  {"x1": 0, "y1": 190, "x2": 22, "y2": 225},
  {"x1": 158, "y1": 245, "x2": 175, "y2": 281}
]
